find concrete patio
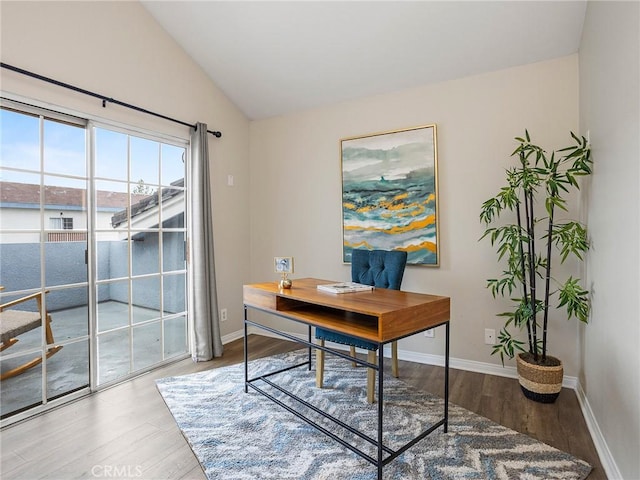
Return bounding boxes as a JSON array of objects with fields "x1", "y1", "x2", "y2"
[{"x1": 1, "y1": 301, "x2": 187, "y2": 418}]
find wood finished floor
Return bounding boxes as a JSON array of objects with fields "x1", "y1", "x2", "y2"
[{"x1": 1, "y1": 335, "x2": 606, "y2": 479}]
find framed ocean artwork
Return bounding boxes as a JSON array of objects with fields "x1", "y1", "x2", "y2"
[{"x1": 341, "y1": 124, "x2": 439, "y2": 266}]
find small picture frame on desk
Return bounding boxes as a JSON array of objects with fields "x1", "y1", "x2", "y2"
[{"x1": 274, "y1": 257, "x2": 294, "y2": 274}]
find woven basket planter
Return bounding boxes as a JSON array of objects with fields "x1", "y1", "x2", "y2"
[{"x1": 516, "y1": 353, "x2": 563, "y2": 403}]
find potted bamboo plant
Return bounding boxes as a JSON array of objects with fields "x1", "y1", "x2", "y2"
[{"x1": 479, "y1": 130, "x2": 592, "y2": 403}]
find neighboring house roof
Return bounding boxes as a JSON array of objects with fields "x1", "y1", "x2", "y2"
[
  {"x1": 110, "y1": 178, "x2": 184, "y2": 228},
  {"x1": 0, "y1": 179, "x2": 184, "y2": 229},
  {"x1": 0, "y1": 181, "x2": 141, "y2": 211}
]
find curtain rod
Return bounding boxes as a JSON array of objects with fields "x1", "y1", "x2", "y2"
[{"x1": 1, "y1": 62, "x2": 222, "y2": 138}]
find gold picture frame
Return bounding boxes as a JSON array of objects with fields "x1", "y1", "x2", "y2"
[{"x1": 341, "y1": 124, "x2": 439, "y2": 266}]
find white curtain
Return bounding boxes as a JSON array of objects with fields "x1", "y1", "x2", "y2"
[{"x1": 190, "y1": 123, "x2": 223, "y2": 360}]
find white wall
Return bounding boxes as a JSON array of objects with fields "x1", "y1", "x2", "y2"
[
  {"x1": 579, "y1": 2, "x2": 640, "y2": 479},
  {"x1": 250, "y1": 56, "x2": 585, "y2": 374},
  {"x1": 0, "y1": 1, "x2": 251, "y2": 339}
]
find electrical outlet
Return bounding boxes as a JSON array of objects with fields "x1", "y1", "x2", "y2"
[
  {"x1": 220, "y1": 308, "x2": 228, "y2": 322},
  {"x1": 484, "y1": 328, "x2": 496, "y2": 345},
  {"x1": 424, "y1": 329, "x2": 434, "y2": 338}
]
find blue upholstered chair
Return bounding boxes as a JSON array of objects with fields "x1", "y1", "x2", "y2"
[{"x1": 315, "y1": 249, "x2": 408, "y2": 403}]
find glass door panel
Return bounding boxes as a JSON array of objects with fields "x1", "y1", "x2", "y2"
[
  {"x1": 162, "y1": 232, "x2": 185, "y2": 272},
  {"x1": 131, "y1": 233, "x2": 160, "y2": 276},
  {"x1": 97, "y1": 281, "x2": 129, "y2": 332},
  {"x1": 130, "y1": 136, "x2": 160, "y2": 186},
  {"x1": 47, "y1": 287, "x2": 90, "y2": 339},
  {"x1": 160, "y1": 190, "x2": 185, "y2": 227},
  {"x1": 0, "y1": 356, "x2": 42, "y2": 416},
  {"x1": 0, "y1": 105, "x2": 89, "y2": 419},
  {"x1": 161, "y1": 143, "x2": 185, "y2": 186},
  {"x1": 0, "y1": 234, "x2": 42, "y2": 293},
  {"x1": 96, "y1": 233, "x2": 129, "y2": 282},
  {"x1": 129, "y1": 190, "x2": 160, "y2": 229},
  {"x1": 164, "y1": 315, "x2": 187, "y2": 359},
  {"x1": 45, "y1": 287, "x2": 90, "y2": 400},
  {"x1": 131, "y1": 276, "x2": 161, "y2": 324},
  {"x1": 41, "y1": 118, "x2": 89, "y2": 406},
  {"x1": 97, "y1": 329, "x2": 129, "y2": 385},
  {"x1": 94, "y1": 126, "x2": 189, "y2": 387},
  {"x1": 95, "y1": 128, "x2": 128, "y2": 180},
  {"x1": 0, "y1": 291, "x2": 43, "y2": 357},
  {"x1": 0, "y1": 108, "x2": 40, "y2": 170},
  {"x1": 133, "y1": 322, "x2": 162, "y2": 371},
  {"x1": 163, "y1": 273, "x2": 186, "y2": 314},
  {"x1": 43, "y1": 118, "x2": 86, "y2": 177},
  {"x1": 47, "y1": 339, "x2": 89, "y2": 399},
  {"x1": 44, "y1": 175, "x2": 88, "y2": 287}
]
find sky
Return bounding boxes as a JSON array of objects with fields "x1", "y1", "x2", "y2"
[{"x1": 1, "y1": 108, "x2": 186, "y2": 193}]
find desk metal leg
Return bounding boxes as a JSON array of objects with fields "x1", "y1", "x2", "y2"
[
  {"x1": 308, "y1": 325, "x2": 312, "y2": 371},
  {"x1": 377, "y1": 344, "x2": 384, "y2": 480},
  {"x1": 244, "y1": 307, "x2": 248, "y2": 394},
  {"x1": 444, "y1": 321, "x2": 450, "y2": 432}
]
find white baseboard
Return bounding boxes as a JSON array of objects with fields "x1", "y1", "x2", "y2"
[
  {"x1": 398, "y1": 349, "x2": 578, "y2": 389},
  {"x1": 227, "y1": 327, "x2": 618, "y2": 478},
  {"x1": 574, "y1": 382, "x2": 623, "y2": 480},
  {"x1": 221, "y1": 329, "x2": 245, "y2": 345}
]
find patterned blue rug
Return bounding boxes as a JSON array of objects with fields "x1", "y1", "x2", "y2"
[{"x1": 156, "y1": 350, "x2": 592, "y2": 479}]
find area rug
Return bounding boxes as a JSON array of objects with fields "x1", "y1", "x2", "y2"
[{"x1": 156, "y1": 350, "x2": 592, "y2": 479}]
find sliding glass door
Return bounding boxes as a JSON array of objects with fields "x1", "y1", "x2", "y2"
[
  {"x1": 0, "y1": 101, "x2": 190, "y2": 419},
  {"x1": 94, "y1": 126, "x2": 189, "y2": 386}
]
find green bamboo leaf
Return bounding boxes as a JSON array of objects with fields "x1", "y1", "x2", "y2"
[
  {"x1": 558, "y1": 277, "x2": 590, "y2": 322},
  {"x1": 570, "y1": 131, "x2": 581, "y2": 143}
]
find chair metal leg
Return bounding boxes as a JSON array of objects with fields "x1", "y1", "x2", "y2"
[
  {"x1": 315, "y1": 339, "x2": 325, "y2": 388},
  {"x1": 367, "y1": 350, "x2": 376, "y2": 403},
  {"x1": 391, "y1": 341, "x2": 399, "y2": 378}
]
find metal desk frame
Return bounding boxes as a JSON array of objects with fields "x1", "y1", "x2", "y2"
[{"x1": 243, "y1": 279, "x2": 450, "y2": 479}]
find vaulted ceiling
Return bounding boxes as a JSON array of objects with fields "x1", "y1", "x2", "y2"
[{"x1": 142, "y1": 1, "x2": 587, "y2": 120}]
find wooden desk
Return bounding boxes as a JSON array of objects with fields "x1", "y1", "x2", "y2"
[{"x1": 243, "y1": 277, "x2": 451, "y2": 479}]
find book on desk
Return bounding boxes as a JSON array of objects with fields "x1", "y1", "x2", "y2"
[{"x1": 317, "y1": 282, "x2": 374, "y2": 294}]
